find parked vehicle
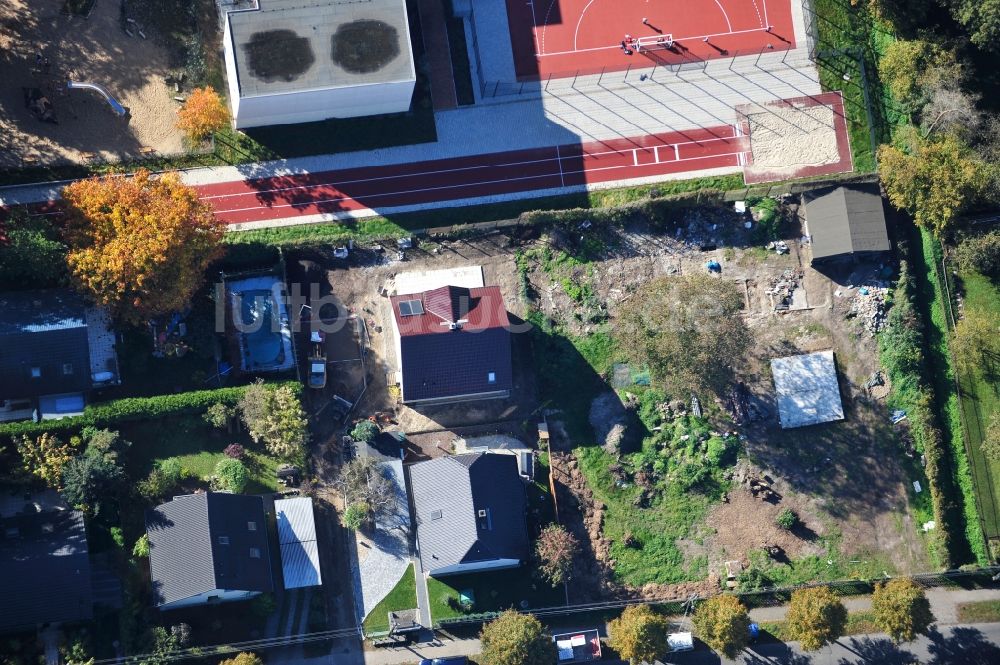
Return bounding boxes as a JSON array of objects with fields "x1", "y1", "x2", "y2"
[
  {"x1": 308, "y1": 354, "x2": 327, "y2": 389},
  {"x1": 418, "y1": 658, "x2": 467, "y2": 665},
  {"x1": 667, "y1": 632, "x2": 694, "y2": 653}
]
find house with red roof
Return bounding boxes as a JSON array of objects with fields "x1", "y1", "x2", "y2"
[{"x1": 389, "y1": 284, "x2": 513, "y2": 406}]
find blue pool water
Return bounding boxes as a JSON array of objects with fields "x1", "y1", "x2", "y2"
[{"x1": 229, "y1": 277, "x2": 294, "y2": 372}]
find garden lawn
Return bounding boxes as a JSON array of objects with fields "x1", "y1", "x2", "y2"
[
  {"x1": 759, "y1": 610, "x2": 880, "y2": 642},
  {"x1": 363, "y1": 564, "x2": 417, "y2": 634},
  {"x1": 955, "y1": 271, "x2": 1000, "y2": 543},
  {"x1": 122, "y1": 414, "x2": 280, "y2": 494},
  {"x1": 428, "y1": 569, "x2": 564, "y2": 624},
  {"x1": 957, "y1": 599, "x2": 1000, "y2": 624}
]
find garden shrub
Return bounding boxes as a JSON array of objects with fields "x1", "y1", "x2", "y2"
[{"x1": 215, "y1": 458, "x2": 249, "y2": 493}]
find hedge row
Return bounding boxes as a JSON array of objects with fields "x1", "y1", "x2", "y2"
[
  {"x1": 878, "y1": 258, "x2": 972, "y2": 568},
  {"x1": 518, "y1": 190, "x2": 723, "y2": 230},
  {"x1": 0, "y1": 381, "x2": 301, "y2": 440}
]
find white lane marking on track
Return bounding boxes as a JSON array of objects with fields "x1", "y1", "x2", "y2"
[
  {"x1": 215, "y1": 149, "x2": 746, "y2": 217},
  {"x1": 205, "y1": 133, "x2": 739, "y2": 205}
]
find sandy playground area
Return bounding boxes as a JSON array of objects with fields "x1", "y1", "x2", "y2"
[{"x1": 0, "y1": 0, "x2": 185, "y2": 167}]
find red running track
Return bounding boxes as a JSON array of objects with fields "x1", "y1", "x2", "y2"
[
  {"x1": 2, "y1": 126, "x2": 747, "y2": 226},
  {"x1": 200, "y1": 126, "x2": 747, "y2": 225}
]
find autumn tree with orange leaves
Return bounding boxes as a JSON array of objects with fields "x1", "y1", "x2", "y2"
[
  {"x1": 61, "y1": 169, "x2": 225, "y2": 325},
  {"x1": 176, "y1": 87, "x2": 230, "y2": 141}
]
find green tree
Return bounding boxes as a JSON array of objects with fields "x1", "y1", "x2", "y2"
[
  {"x1": 480, "y1": 610, "x2": 557, "y2": 665},
  {"x1": 239, "y1": 381, "x2": 309, "y2": 460},
  {"x1": 0, "y1": 209, "x2": 67, "y2": 289},
  {"x1": 534, "y1": 523, "x2": 580, "y2": 587},
  {"x1": 61, "y1": 443, "x2": 127, "y2": 516},
  {"x1": 343, "y1": 502, "x2": 371, "y2": 530},
  {"x1": 615, "y1": 275, "x2": 752, "y2": 397},
  {"x1": 608, "y1": 605, "x2": 669, "y2": 665},
  {"x1": 981, "y1": 412, "x2": 1000, "y2": 463},
  {"x1": 871, "y1": 578, "x2": 934, "y2": 643},
  {"x1": 786, "y1": 586, "x2": 847, "y2": 652},
  {"x1": 953, "y1": 309, "x2": 1000, "y2": 376},
  {"x1": 203, "y1": 402, "x2": 235, "y2": 430},
  {"x1": 692, "y1": 595, "x2": 751, "y2": 659},
  {"x1": 956, "y1": 230, "x2": 1000, "y2": 276},
  {"x1": 133, "y1": 534, "x2": 150, "y2": 558},
  {"x1": 350, "y1": 419, "x2": 379, "y2": 443},
  {"x1": 215, "y1": 457, "x2": 249, "y2": 493},
  {"x1": 17, "y1": 432, "x2": 78, "y2": 489},
  {"x1": 946, "y1": 0, "x2": 1000, "y2": 50},
  {"x1": 218, "y1": 654, "x2": 264, "y2": 665},
  {"x1": 879, "y1": 131, "x2": 987, "y2": 237}
]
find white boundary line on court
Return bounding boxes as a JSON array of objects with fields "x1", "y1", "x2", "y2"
[
  {"x1": 573, "y1": 0, "x2": 599, "y2": 52},
  {"x1": 526, "y1": 1, "x2": 540, "y2": 55},
  {"x1": 713, "y1": 0, "x2": 734, "y2": 32},
  {"x1": 539, "y1": 26, "x2": 770, "y2": 57},
  {"x1": 203, "y1": 131, "x2": 741, "y2": 205}
]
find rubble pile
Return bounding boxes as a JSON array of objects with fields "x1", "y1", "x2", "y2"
[
  {"x1": 850, "y1": 285, "x2": 888, "y2": 335},
  {"x1": 766, "y1": 268, "x2": 803, "y2": 310}
]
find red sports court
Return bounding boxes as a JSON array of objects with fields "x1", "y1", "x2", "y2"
[{"x1": 505, "y1": 0, "x2": 797, "y2": 80}]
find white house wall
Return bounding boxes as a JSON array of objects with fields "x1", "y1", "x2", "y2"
[
  {"x1": 159, "y1": 588, "x2": 261, "y2": 611},
  {"x1": 231, "y1": 79, "x2": 415, "y2": 129},
  {"x1": 223, "y1": 18, "x2": 241, "y2": 124},
  {"x1": 427, "y1": 558, "x2": 521, "y2": 577}
]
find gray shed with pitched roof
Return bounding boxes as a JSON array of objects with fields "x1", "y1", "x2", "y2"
[{"x1": 803, "y1": 185, "x2": 890, "y2": 263}]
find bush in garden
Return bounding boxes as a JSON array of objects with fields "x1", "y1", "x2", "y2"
[{"x1": 215, "y1": 457, "x2": 249, "y2": 493}]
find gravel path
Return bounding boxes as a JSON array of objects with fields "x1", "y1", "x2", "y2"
[{"x1": 357, "y1": 459, "x2": 413, "y2": 620}]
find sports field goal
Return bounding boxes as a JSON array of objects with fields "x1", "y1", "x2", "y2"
[{"x1": 632, "y1": 34, "x2": 673, "y2": 51}]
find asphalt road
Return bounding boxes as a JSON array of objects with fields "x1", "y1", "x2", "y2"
[{"x1": 660, "y1": 623, "x2": 1000, "y2": 665}]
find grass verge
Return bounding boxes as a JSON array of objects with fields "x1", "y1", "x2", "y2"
[
  {"x1": 428, "y1": 568, "x2": 564, "y2": 624},
  {"x1": 956, "y1": 599, "x2": 1000, "y2": 624},
  {"x1": 759, "y1": 610, "x2": 880, "y2": 642},
  {"x1": 362, "y1": 564, "x2": 417, "y2": 634},
  {"x1": 953, "y1": 271, "x2": 1000, "y2": 544}
]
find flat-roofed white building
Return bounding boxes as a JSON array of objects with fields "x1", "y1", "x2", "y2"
[
  {"x1": 223, "y1": 0, "x2": 416, "y2": 128},
  {"x1": 771, "y1": 350, "x2": 845, "y2": 429}
]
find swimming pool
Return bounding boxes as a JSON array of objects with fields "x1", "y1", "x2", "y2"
[{"x1": 228, "y1": 276, "x2": 295, "y2": 373}]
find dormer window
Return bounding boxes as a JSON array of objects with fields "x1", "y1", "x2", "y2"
[
  {"x1": 488, "y1": 372, "x2": 496, "y2": 384},
  {"x1": 62, "y1": 363, "x2": 74, "y2": 375},
  {"x1": 249, "y1": 547, "x2": 261, "y2": 559},
  {"x1": 30, "y1": 367, "x2": 41, "y2": 379},
  {"x1": 247, "y1": 521, "x2": 257, "y2": 531},
  {"x1": 218, "y1": 536, "x2": 230, "y2": 545}
]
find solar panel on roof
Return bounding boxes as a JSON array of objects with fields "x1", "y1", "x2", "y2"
[{"x1": 399, "y1": 299, "x2": 423, "y2": 316}]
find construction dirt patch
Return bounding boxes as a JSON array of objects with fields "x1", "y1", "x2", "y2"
[{"x1": 0, "y1": 0, "x2": 185, "y2": 166}]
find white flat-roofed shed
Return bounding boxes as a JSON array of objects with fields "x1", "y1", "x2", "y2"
[
  {"x1": 771, "y1": 350, "x2": 845, "y2": 429},
  {"x1": 223, "y1": 0, "x2": 416, "y2": 128},
  {"x1": 274, "y1": 497, "x2": 322, "y2": 589}
]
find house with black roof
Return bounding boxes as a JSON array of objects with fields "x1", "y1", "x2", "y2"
[
  {"x1": 0, "y1": 495, "x2": 93, "y2": 634},
  {"x1": 0, "y1": 289, "x2": 120, "y2": 422},
  {"x1": 408, "y1": 452, "x2": 528, "y2": 576},
  {"x1": 146, "y1": 493, "x2": 274, "y2": 610},
  {"x1": 389, "y1": 284, "x2": 513, "y2": 406},
  {"x1": 802, "y1": 184, "x2": 891, "y2": 264}
]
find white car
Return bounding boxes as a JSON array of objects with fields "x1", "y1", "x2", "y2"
[{"x1": 667, "y1": 632, "x2": 694, "y2": 653}]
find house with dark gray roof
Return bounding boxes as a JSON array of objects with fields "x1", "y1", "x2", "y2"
[
  {"x1": 802, "y1": 184, "x2": 891, "y2": 263},
  {"x1": 408, "y1": 452, "x2": 528, "y2": 576},
  {"x1": 146, "y1": 493, "x2": 274, "y2": 610},
  {"x1": 389, "y1": 284, "x2": 513, "y2": 406},
  {"x1": 0, "y1": 289, "x2": 120, "y2": 422},
  {"x1": 0, "y1": 498, "x2": 93, "y2": 633}
]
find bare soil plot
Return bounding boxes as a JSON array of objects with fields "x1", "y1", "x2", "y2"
[{"x1": 0, "y1": 0, "x2": 184, "y2": 166}]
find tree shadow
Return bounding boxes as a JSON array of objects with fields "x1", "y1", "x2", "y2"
[
  {"x1": 926, "y1": 626, "x2": 1000, "y2": 665},
  {"x1": 836, "y1": 636, "x2": 917, "y2": 665}
]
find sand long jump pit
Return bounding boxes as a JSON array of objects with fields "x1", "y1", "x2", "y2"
[{"x1": 737, "y1": 92, "x2": 853, "y2": 185}]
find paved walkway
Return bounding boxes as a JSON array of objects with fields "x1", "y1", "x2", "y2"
[{"x1": 357, "y1": 459, "x2": 413, "y2": 621}]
